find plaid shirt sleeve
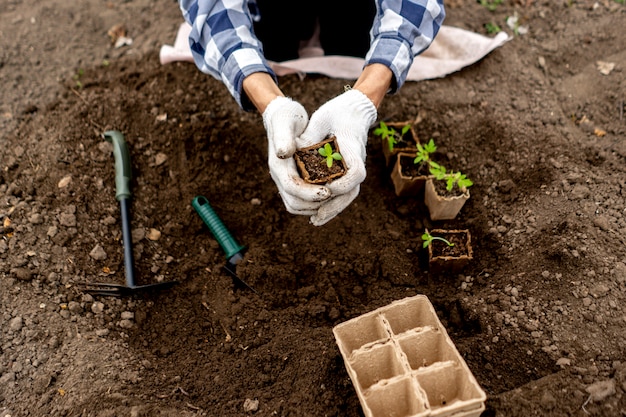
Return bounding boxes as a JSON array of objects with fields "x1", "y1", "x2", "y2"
[
  {"x1": 366, "y1": 0, "x2": 445, "y2": 92},
  {"x1": 178, "y1": 0, "x2": 275, "y2": 110}
]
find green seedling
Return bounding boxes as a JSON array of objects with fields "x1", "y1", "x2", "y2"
[
  {"x1": 414, "y1": 138, "x2": 437, "y2": 165},
  {"x1": 421, "y1": 232, "x2": 454, "y2": 249},
  {"x1": 73, "y1": 68, "x2": 85, "y2": 89},
  {"x1": 318, "y1": 142, "x2": 343, "y2": 168},
  {"x1": 485, "y1": 22, "x2": 501, "y2": 34},
  {"x1": 373, "y1": 121, "x2": 411, "y2": 152},
  {"x1": 478, "y1": 0, "x2": 503, "y2": 11},
  {"x1": 429, "y1": 161, "x2": 474, "y2": 192}
]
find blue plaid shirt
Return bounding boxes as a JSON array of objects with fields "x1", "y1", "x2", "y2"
[{"x1": 178, "y1": 0, "x2": 445, "y2": 110}]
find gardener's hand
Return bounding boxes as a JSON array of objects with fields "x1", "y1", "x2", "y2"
[
  {"x1": 262, "y1": 96, "x2": 332, "y2": 215},
  {"x1": 299, "y1": 89, "x2": 377, "y2": 226}
]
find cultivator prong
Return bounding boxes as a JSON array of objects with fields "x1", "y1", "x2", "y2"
[{"x1": 76, "y1": 281, "x2": 178, "y2": 297}]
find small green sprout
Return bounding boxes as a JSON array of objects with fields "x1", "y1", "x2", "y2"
[
  {"x1": 373, "y1": 121, "x2": 411, "y2": 152},
  {"x1": 73, "y1": 68, "x2": 85, "y2": 89},
  {"x1": 485, "y1": 22, "x2": 501, "y2": 34},
  {"x1": 429, "y1": 161, "x2": 473, "y2": 192},
  {"x1": 414, "y1": 139, "x2": 437, "y2": 165},
  {"x1": 318, "y1": 142, "x2": 343, "y2": 168},
  {"x1": 478, "y1": 0, "x2": 503, "y2": 12},
  {"x1": 421, "y1": 232, "x2": 454, "y2": 249}
]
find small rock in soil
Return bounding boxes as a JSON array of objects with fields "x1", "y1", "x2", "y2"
[
  {"x1": 68, "y1": 301, "x2": 82, "y2": 313},
  {"x1": 91, "y1": 302, "x2": 105, "y2": 314},
  {"x1": 147, "y1": 228, "x2": 161, "y2": 241},
  {"x1": 57, "y1": 212, "x2": 76, "y2": 227},
  {"x1": 590, "y1": 284, "x2": 609, "y2": 298},
  {"x1": 121, "y1": 311, "x2": 134, "y2": 320},
  {"x1": 57, "y1": 175, "x2": 72, "y2": 188},
  {"x1": 614, "y1": 262, "x2": 626, "y2": 284},
  {"x1": 47, "y1": 226, "x2": 57, "y2": 237},
  {"x1": 28, "y1": 213, "x2": 44, "y2": 224},
  {"x1": 119, "y1": 319, "x2": 133, "y2": 329},
  {"x1": 12, "y1": 267, "x2": 33, "y2": 281},
  {"x1": 32, "y1": 374, "x2": 54, "y2": 394},
  {"x1": 556, "y1": 358, "x2": 571, "y2": 367},
  {"x1": 9, "y1": 316, "x2": 23, "y2": 332},
  {"x1": 570, "y1": 184, "x2": 590, "y2": 200},
  {"x1": 593, "y1": 216, "x2": 610, "y2": 231},
  {"x1": 89, "y1": 244, "x2": 107, "y2": 261},
  {"x1": 586, "y1": 379, "x2": 616, "y2": 402},
  {"x1": 243, "y1": 398, "x2": 259, "y2": 412}
]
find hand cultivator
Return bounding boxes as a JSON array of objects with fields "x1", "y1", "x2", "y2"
[
  {"x1": 192, "y1": 195, "x2": 257, "y2": 294},
  {"x1": 78, "y1": 131, "x2": 178, "y2": 297}
]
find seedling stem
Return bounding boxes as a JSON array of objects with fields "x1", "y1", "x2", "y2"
[{"x1": 422, "y1": 232, "x2": 455, "y2": 249}]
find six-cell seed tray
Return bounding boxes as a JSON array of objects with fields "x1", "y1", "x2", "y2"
[{"x1": 332, "y1": 295, "x2": 486, "y2": 417}]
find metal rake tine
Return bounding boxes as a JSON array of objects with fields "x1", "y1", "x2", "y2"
[{"x1": 76, "y1": 283, "x2": 129, "y2": 297}]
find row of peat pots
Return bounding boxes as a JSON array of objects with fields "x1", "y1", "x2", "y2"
[
  {"x1": 373, "y1": 120, "x2": 474, "y2": 275},
  {"x1": 289, "y1": 121, "x2": 474, "y2": 275}
]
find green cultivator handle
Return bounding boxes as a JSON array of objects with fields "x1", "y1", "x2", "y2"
[
  {"x1": 192, "y1": 195, "x2": 245, "y2": 259},
  {"x1": 103, "y1": 130, "x2": 132, "y2": 201}
]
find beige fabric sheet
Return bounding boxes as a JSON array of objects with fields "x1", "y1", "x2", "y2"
[{"x1": 160, "y1": 22, "x2": 510, "y2": 82}]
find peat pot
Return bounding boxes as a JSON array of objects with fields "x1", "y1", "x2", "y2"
[
  {"x1": 426, "y1": 228, "x2": 473, "y2": 275},
  {"x1": 294, "y1": 137, "x2": 346, "y2": 184},
  {"x1": 390, "y1": 152, "x2": 431, "y2": 197},
  {"x1": 424, "y1": 178, "x2": 470, "y2": 220},
  {"x1": 379, "y1": 121, "x2": 419, "y2": 167}
]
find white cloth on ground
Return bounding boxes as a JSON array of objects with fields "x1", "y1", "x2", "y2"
[{"x1": 159, "y1": 22, "x2": 511, "y2": 81}]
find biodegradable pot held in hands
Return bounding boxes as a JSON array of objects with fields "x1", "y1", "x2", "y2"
[
  {"x1": 373, "y1": 121, "x2": 419, "y2": 167},
  {"x1": 390, "y1": 152, "x2": 431, "y2": 197},
  {"x1": 294, "y1": 137, "x2": 347, "y2": 184},
  {"x1": 424, "y1": 177, "x2": 471, "y2": 221},
  {"x1": 424, "y1": 229, "x2": 473, "y2": 275}
]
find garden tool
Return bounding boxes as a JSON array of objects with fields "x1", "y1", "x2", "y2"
[
  {"x1": 79, "y1": 130, "x2": 178, "y2": 296},
  {"x1": 192, "y1": 195, "x2": 258, "y2": 294}
]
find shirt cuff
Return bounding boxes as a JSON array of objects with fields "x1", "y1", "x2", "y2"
[
  {"x1": 365, "y1": 36, "x2": 413, "y2": 93},
  {"x1": 221, "y1": 48, "x2": 277, "y2": 111}
]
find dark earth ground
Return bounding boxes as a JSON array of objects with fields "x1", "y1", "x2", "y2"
[{"x1": 2, "y1": 0, "x2": 626, "y2": 416}]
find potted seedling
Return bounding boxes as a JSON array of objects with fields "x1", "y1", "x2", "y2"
[
  {"x1": 424, "y1": 162, "x2": 473, "y2": 220},
  {"x1": 422, "y1": 229, "x2": 473, "y2": 274},
  {"x1": 295, "y1": 136, "x2": 346, "y2": 184},
  {"x1": 373, "y1": 121, "x2": 419, "y2": 166},
  {"x1": 390, "y1": 138, "x2": 436, "y2": 197}
]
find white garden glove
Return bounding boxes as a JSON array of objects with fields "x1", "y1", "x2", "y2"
[
  {"x1": 262, "y1": 96, "x2": 332, "y2": 215},
  {"x1": 299, "y1": 89, "x2": 377, "y2": 226}
]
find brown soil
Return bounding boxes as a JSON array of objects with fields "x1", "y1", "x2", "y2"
[
  {"x1": 2, "y1": 1, "x2": 626, "y2": 416},
  {"x1": 399, "y1": 155, "x2": 430, "y2": 178},
  {"x1": 295, "y1": 138, "x2": 346, "y2": 184},
  {"x1": 428, "y1": 230, "x2": 470, "y2": 258},
  {"x1": 432, "y1": 176, "x2": 469, "y2": 199}
]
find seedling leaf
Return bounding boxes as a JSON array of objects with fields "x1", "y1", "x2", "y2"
[
  {"x1": 414, "y1": 138, "x2": 437, "y2": 165},
  {"x1": 373, "y1": 121, "x2": 411, "y2": 152},
  {"x1": 318, "y1": 142, "x2": 342, "y2": 168}
]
